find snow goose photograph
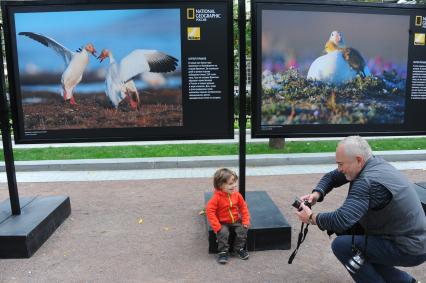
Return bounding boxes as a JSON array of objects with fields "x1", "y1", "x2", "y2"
[{"x1": 14, "y1": 8, "x2": 181, "y2": 132}]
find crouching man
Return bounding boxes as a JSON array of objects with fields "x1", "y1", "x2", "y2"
[{"x1": 296, "y1": 136, "x2": 426, "y2": 283}]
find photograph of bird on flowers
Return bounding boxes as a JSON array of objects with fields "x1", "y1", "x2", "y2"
[
  {"x1": 260, "y1": 9, "x2": 409, "y2": 125},
  {"x1": 14, "y1": 8, "x2": 182, "y2": 131}
]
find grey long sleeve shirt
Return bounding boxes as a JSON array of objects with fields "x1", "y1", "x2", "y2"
[{"x1": 313, "y1": 169, "x2": 392, "y2": 233}]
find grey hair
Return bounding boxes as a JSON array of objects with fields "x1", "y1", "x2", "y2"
[{"x1": 338, "y1": 136, "x2": 372, "y2": 160}]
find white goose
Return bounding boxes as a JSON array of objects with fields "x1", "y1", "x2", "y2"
[
  {"x1": 307, "y1": 30, "x2": 370, "y2": 85},
  {"x1": 19, "y1": 32, "x2": 97, "y2": 105},
  {"x1": 307, "y1": 50, "x2": 357, "y2": 85},
  {"x1": 141, "y1": 72, "x2": 166, "y2": 88},
  {"x1": 97, "y1": 49, "x2": 178, "y2": 110}
]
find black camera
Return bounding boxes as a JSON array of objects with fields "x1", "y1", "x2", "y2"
[
  {"x1": 292, "y1": 197, "x2": 311, "y2": 211},
  {"x1": 345, "y1": 248, "x2": 365, "y2": 274}
]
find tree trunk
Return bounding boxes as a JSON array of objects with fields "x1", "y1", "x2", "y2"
[{"x1": 269, "y1": 138, "x2": 285, "y2": 149}]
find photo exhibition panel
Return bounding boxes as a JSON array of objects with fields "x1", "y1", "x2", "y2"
[
  {"x1": 252, "y1": 1, "x2": 426, "y2": 137},
  {"x1": 2, "y1": 0, "x2": 233, "y2": 143}
]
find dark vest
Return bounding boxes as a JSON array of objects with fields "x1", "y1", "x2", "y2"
[{"x1": 357, "y1": 156, "x2": 426, "y2": 255}]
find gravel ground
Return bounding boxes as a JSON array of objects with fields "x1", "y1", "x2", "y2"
[{"x1": 0, "y1": 170, "x2": 425, "y2": 282}]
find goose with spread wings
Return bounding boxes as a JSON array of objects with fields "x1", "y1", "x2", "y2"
[
  {"x1": 97, "y1": 49, "x2": 178, "y2": 110},
  {"x1": 19, "y1": 32, "x2": 97, "y2": 105}
]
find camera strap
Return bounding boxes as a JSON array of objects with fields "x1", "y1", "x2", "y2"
[
  {"x1": 288, "y1": 222, "x2": 309, "y2": 264},
  {"x1": 351, "y1": 185, "x2": 371, "y2": 257},
  {"x1": 351, "y1": 229, "x2": 368, "y2": 256}
]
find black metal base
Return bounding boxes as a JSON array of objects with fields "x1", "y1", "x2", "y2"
[
  {"x1": 204, "y1": 191, "x2": 291, "y2": 253},
  {"x1": 414, "y1": 182, "x2": 426, "y2": 213},
  {"x1": 0, "y1": 195, "x2": 71, "y2": 258}
]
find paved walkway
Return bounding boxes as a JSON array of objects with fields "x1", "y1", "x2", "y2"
[
  {"x1": 2, "y1": 147, "x2": 426, "y2": 182},
  {"x1": 1, "y1": 172, "x2": 425, "y2": 282},
  {"x1": 2, "y1": 159, "x2": 426, "y2": 183}
]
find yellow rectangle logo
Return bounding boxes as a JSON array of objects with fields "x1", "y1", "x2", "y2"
[
  {"x1": 187, "y1": 8, "x2": 195, "y2": 20},
  {"x1": 188, "y1": 27, "x2": 200, "y2": 40},
  {"x1": 415, "y1": 16, "x2": 422, "y2": 26},
  {"x1": 414, "y1": 33, "x2": 425, "y2": 45}
]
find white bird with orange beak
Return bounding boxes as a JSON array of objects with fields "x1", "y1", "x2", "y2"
[
  {"x1": 324, "y1": 30, "x2": 345, "y2": 53},
  {"x1": 19, "y1": 32, "x2": 97, "y2": 105},
  {"x1": 97, "y1": 49, "x2": 178, "y2": 110},
  {"x1": 307, "y1": 30, "x2": 370, "y2": 84},
  {"x1": 324, "y1": 30, "x2": 369, "y2": 77}
]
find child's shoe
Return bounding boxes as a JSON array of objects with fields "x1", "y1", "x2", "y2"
[
  {"x1": 237, "y1": 248, "x2": 249, "y2": 260},
  {"x1": 217, "y1": 251, "x2": 229, "y2": 264}
]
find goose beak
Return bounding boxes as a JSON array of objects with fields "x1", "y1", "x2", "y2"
[
  {"x1": 97, "y1": 54, "x2": 105, "y2": 63},
  {"x1": 85, "y1": 43, "x2": 97, "y2": 57},
  {"x1": 97, "y1": 49, "x2": 108, "y2": 63}
]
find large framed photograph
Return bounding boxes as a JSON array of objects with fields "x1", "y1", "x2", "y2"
[
  {"x1": 252, "y1": 0, "x2": 426, "y2": 137},
  {"x1": 2, "y1": 0, "x2": 233, "y2": 143}
]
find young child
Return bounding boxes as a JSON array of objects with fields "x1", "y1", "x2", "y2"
[{"x1": 206, "y1": 168, "x2": 250, "y2": 264}]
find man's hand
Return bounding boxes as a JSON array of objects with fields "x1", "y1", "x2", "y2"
[
  {"x1": 295, "y1": 203, "x2": 313, "y2": 224},
  {"x1": 300, "y1": 191, "x2": 321, "y2": 206},
  {"x1": 243, "y1": 224, "x2": 249, "y2": 229}
]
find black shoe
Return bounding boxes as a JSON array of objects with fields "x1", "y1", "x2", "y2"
[
  {"x1": 237, "y1": 248, "x2": 249, "y2": 260},
  {"x1": 217, "y1": 251, "x2": 229, "y2": 264}
]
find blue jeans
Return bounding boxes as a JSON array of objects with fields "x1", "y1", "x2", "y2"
[{"x1": 331, "y1": 235, "x2": 426, "y2": 283}]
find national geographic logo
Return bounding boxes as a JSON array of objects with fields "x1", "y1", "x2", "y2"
[
  {"x1": 416, "y1": 16, "x2": 422, "y2": 26},
  {"x1": 188, "y1": 27, "x2": 200, "y2": 40},
  {"x1": 187, "y1": 8, "x2": 195, "y2": 20},
  {"x1": 415, "y1": 15, "x2": 426, "y2": 28},
  {"x1": 186, "y1": 8, "x2": 221, "y2": 22}
]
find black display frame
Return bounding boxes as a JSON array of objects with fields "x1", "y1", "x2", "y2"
[
  {"x1": 2, "y1": 0, "x2": 234, "y2": 143},
  {"x1": 252, "y1": 0, "x2": 426, "y2": 138},
  {"x1": 0, "y1": 27, "x2": 21, "y2": 215}
]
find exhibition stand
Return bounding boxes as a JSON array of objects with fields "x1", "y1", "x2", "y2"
[
  {"x1": 2, "y1": 0, "x2": 284, "y2": 258},
  {"x1": 0, "y1": 29, "x2": 70, "y2": 258},
  {"x1": 3, "y1": 0, "x2": 424, "y2": 259}
]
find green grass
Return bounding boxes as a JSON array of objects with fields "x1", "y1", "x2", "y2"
[{"x1": 3, "y1": 138, "x2": 426, "y2": 161}]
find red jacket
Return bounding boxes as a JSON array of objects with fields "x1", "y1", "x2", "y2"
[{"x1": 206, "y1": 189, "x2": 250, "y2": 233}]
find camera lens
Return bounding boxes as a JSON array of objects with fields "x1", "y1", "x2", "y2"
[
  {"x1": 292, "y1": 197, "x2": 302, "y2": 210},
  {"x1": 345, "y1": 252, "x2": 365, "y2": 274}
]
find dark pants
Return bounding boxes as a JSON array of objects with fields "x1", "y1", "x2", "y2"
[
  {"x1": 332, "y1": 235, "x2": 426, "y2": 283},
  {"x1": 216, "y1": 222, "x2": 248, "y2": 253}
]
